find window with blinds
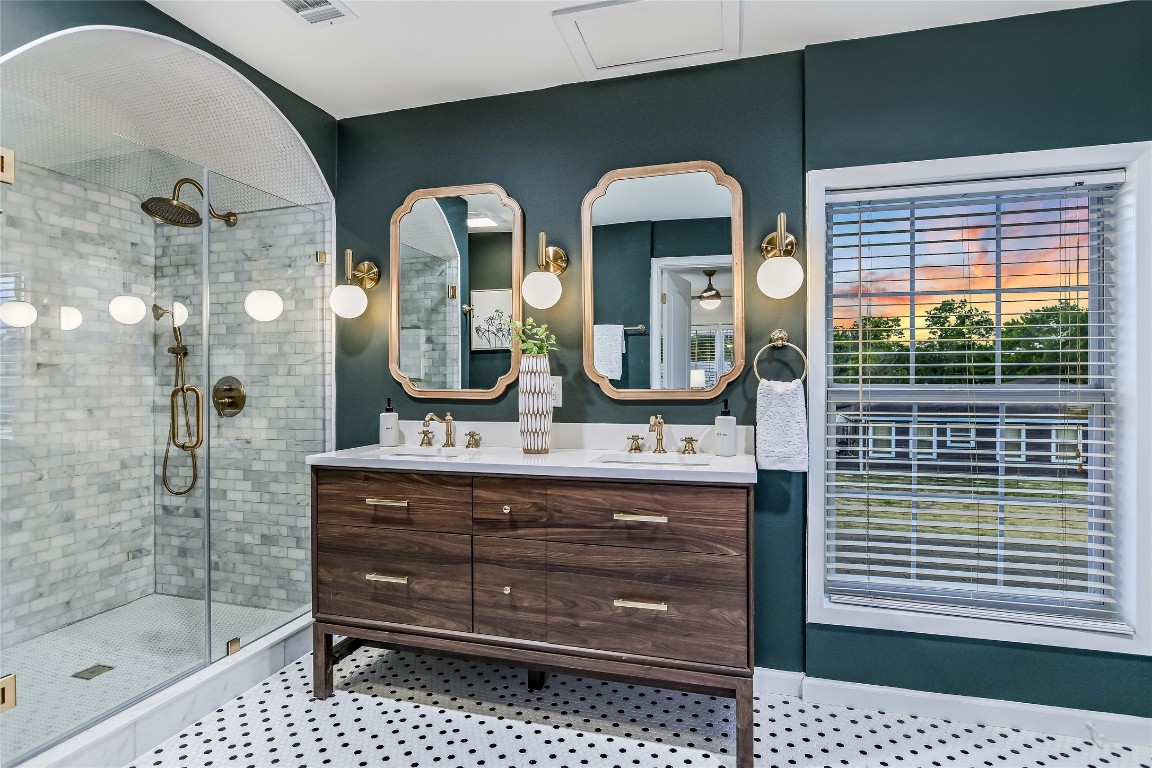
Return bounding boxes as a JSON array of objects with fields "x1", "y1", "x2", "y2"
[{"x1": 821, "y1": 171, "x2": 1125, "y2": 632}]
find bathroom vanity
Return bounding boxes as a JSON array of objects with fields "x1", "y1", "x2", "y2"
[{"x1": 307, "y1": 438, "x2": 757, "y2": 767}]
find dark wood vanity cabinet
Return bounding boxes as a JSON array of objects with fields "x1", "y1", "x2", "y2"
[{"x1": 311, "y1": 467, "x2": 755, "y2": 767}]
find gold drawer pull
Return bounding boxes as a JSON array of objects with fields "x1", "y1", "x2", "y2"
[
  {"x1": 365, "y1": 574, "x2": 409, "y2": 584},
  {"x1": 365, "y1": 498, "x2": 409, "y2": 508},
  {"x1": 613, "y1": 598, "x2": 668, "y2": 611},
  {"x1": 613, "y1": 512, "x2": 668, "y2": 523}
]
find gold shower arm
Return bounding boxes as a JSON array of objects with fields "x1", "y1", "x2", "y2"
[{"x1": 172, "y1": 178, "x2": 238, "y2": 227}]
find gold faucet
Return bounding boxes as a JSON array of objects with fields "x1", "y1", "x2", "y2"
[
  {"x1": 680, "y1": 436, "x2": 699, "y2": 455},
  {"x1": 423, "y1": 412, "x2": 455, "y2": 448},
  {"x1": 648, "y1": 415, "x2": 667, "y2": 454}
]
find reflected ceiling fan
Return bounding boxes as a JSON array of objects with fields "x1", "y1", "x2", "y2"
[{"x1": 694, "y1": 269, "x2": 727, "y2": 309}]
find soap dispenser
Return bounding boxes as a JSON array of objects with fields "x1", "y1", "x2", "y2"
[
  {"x1": 379, "y1": 398, "x2": 399, "y2": 447},
  {"x1": 714, "y1": 399, "x2": 737, "y2": 457}
]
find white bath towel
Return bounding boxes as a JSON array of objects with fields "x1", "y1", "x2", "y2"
[
  {"x1": 593, "y1": 324, "x2": 624, "y2": 380},
  {"x1": 756, "y1": 379, "x2": 809, "y2": 472}
]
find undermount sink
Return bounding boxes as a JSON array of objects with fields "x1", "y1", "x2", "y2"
[
  {"x1": 374, "y1": 446, "x2": 466, "y2": 459},
  {"x1": 593, "y1": 452, "x2": 714, "y2": 467}
]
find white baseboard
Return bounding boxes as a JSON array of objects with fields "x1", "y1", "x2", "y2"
[
  {"x1": 801, "y1": 676, "x2": 1152, "y2": 748},
  {"x1": 753, "y1": 667, "x2": 805, "y2": 697},
  {"x1": 23, "y1": 615, "x2": 312, "y2": 768}
]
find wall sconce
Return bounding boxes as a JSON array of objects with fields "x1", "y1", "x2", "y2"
[
  {"x1": 758, "y1": 212, "x2": 804, "y2": 299},
  {"x1": 522, "y1": 232, "x2": 567, "y2": 310},
  {"x1": 109, "y1": 295, "x2": 147, "y2": 324},
  {"x1": 59, "y1": 305, "x2": 83, "y2": 330},
  {"x1": 329, "y1": 248, "x2": 379, "y2": 319},
  {"x1": 0, "y1": 300, "x2": 37, "y2": 327},
  {"x1": 244, "y1": 290, "x2": 283, "y2": 322}
]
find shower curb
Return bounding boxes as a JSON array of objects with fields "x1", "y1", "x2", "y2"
[{"x1": 18, "y1": 615, "x2": 312, "y2": 768}]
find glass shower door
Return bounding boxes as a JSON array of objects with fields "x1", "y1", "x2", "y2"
[
  {"x1": 0, "y1": 93, "x2": 213, "y2": 763},
  {"x1": 202, "y1": 170, "x2": 328, "y2": 659}
]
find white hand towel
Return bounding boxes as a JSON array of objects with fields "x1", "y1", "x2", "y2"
[
  {"x1": 593, "y1": 324, "x2": 624, "y2": 380},
  {"x1": 756, "y1": 379, "x2": 809, "y2": 472}
]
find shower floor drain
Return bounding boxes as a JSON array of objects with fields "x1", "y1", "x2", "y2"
[{"x1": 71, "y1": 665, "x2": 113, "y2": 680}]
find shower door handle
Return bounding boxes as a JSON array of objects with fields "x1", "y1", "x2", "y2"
[{"x1": 171, "y1": 384, "x2": 205, "y2": 451}]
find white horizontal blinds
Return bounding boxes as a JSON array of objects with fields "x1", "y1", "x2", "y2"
[{"x1": 823, "y1": 173, "x2": 1123, "y2": 629}]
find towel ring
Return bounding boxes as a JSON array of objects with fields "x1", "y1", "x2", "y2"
[{"x1": 753, "y1": 329, "x2": 808, "y2": 382}]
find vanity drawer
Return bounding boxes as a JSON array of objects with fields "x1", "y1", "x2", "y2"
[
  {"x1": 316, "y1": 524, "x2": 472, "y2": 631},
  {"x1": 472, "y1": 537, "x2": 547, "y2": 641},
  {"x1": 314, "y1": 469, "x2": 472, "y2": 534},
  {"x1": 473, "y1": 477, "x2": 549, "y2": 537},
  {"x1": 546, "y1": 481, "x2": 748, "y2": 555},
  {"x1": 546, "y1": 542, "x2": 746, "y2": 667}
]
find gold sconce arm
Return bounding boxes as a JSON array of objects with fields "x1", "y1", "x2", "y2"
[
  {"x1": 344, "y1": 249, "x2": 380, "y2": 290},
  {"x1": 760, "y1": 212, "x2": 797, "y2": 260}
]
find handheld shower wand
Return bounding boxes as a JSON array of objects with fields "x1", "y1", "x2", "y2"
[{"x1": 154, "y1": 304, "x2": 202, "y2": 496}]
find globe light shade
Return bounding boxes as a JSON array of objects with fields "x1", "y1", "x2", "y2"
[
  {"x1": 329, "y1": 283, "x2": 368, "y2": 319},
  {"x1": 59, "y1": 306, "x2": 83, "y2": 331},
  {"x1": 108, "y1": 295, "x2": 147, "y2": 324},
  {"x1": 521, "y1": 271, "x2": 562, "y2": 310},
  {"x1": 0, "y1": 301, "x2": 38, "y2": 328},
  {"x1": 244, "y1": 290, "x2": 284, "y2": 322},
  {"x1": 757, "y1": 256, "x2": 804, "y2": 299},
  {"x1": 171, "y1": 301, "x2": 190, "y2": 327},
  {"x1": 698, "y1": 294, "x2": 722, "y2": 310}
]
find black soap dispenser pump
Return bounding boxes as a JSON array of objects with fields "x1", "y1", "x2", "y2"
[
  {"x1": 379, "y1": 398, "x2": 399, "y2": 447},
  {"x1": 714, "y1": 399, "x2": 737, "y2": 457}
]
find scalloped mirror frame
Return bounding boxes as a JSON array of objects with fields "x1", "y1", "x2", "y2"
[
  {"x1": 581, "y1": 161, "x2": 745, "y2": 400},
  {"x1": 389, "y1": 183, "x2": 524, "y2": 399}
]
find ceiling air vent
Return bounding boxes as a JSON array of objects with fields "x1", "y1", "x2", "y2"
[{"x1": 280, "y1": 0, "x2": 358, "y2": 26}]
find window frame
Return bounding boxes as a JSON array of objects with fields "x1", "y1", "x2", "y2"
[
  {"x1": 945, "y1": 425, "x2": 976, "y2": 449},
  {"x1": 1050, "y1": 425, "x2": 1083, "y2": 465},
  {"x1": 999, "y1": 425, "x2": 1027, "y2": 463},
  {"x1": 910, "y1": 424, "x2": 938, "y2": 459},
  {"x1": 805, "y1": 142, "x2": 1152, "y2": 656},
  {"x1": 868, "y1": 422, "x2": 896, "y2": 458}
]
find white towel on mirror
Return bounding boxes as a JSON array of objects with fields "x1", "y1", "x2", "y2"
[
  {"x1": 593, "y1": 324, "x2": 624, "y2": 380},
  {"x1": 756, "y1": 379, "x2": 808, "y2": 472}
]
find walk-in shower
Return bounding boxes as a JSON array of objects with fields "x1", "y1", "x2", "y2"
[{"x1": 0, "y1": 27, "x2": 334, "y2": 765}]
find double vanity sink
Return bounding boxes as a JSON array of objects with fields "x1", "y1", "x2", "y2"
[{"x1": 308, "y1": 442, "x2": 752, "y2": 480}]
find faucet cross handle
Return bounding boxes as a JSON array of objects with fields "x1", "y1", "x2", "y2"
[
  {"x1": 626, "y1": 435, "x2": 644, "y2": 453},
  {"x1": 465, "y1": 431, "x2": 481, "y2": 449},
  {"x1": 419, "y1": 429, "x2": 434, "y2": 447},
  {"x1": 680, "y1": 436, "x2": 699, "y2": 455}
]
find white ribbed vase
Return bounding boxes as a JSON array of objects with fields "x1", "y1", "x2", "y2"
[{"x1": 518, "y1": 354, "x2": 553, "y2": 454}]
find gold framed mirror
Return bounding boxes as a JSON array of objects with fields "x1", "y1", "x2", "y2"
[
  {"x1": 389, "y1": 183, "x2": 523, "y2": 399},
  {"x1": 581, "y1": 161, "x2": 745, "y2": 400}
]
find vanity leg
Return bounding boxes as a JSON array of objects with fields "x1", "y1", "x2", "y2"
[
  {"x1": 313, "y1": 623, "x2": 333, "y2": 699},
  {"x1": 527, "y1": 670, "x2": 546, "y2": 691},
  {"x1": 734, "y1": 677, "x2": 754, "y2": 768}
]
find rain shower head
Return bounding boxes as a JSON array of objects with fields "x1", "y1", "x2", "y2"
[{"x1": 142, "y1": 178, "x2": 238, "y2": 228}]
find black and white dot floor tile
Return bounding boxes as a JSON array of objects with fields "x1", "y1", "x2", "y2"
[{"x1": 127, "y1": 647, "x2": 1152, "y2": 768}]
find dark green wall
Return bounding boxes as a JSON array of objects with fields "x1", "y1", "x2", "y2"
[
  {"x1": 803, "y1": 0, "x2": 1152, "y2": 717},
  {"x1": 336, "y1": 52, "x2": 808, "y2": 673},
  {"x1": 0, "y1": 0, "x2": 338, "y2": 189},
  {"x1": 467, "y1": 231, "x2": 514, "y2": 389}
]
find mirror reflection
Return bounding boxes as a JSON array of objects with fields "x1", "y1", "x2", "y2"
[
  {"x1": 584, "y1": 165, "x2": 744, "y2": 397},
  {"x1": 390, "y1": 186, "x2": 522, "y2": 397}
]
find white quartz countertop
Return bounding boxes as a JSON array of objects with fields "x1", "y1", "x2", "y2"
[{"x1": 306, "y1": 444, "x2": 757, "y2": 484}]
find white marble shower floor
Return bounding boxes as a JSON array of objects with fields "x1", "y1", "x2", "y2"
[{"x1": 0, "y1": 594, "x2": 292, "y2": 764}]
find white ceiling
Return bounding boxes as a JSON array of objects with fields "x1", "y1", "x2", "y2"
[{"x1": 147, "y1": 0, "x2": 1116, "y2": 120}]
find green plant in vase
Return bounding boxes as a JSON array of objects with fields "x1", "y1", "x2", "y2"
[
  {"x1": 509, "y1": 317, "x2": 556, "y2": 454},
  {"x1": 508, "y1": 317, "x2": 557, "y2": 356}
]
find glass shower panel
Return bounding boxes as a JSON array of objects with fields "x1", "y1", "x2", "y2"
[
  {"x1": 0, "y1": 93, "x2": 211, "y2": 763},
  {"x1": 204, "y1": 170, "x2": 328, "y2": 660}
]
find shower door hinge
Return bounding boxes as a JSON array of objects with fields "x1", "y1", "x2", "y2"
[
  {"x1": 0, "y1": 674, "x2": 15, "y2": 712},
  {"x1": 0, "y1": 147, "x2": 14, "y2": 185},
  {"x1": 316, "y1": 251, "x2": 328, "y2": 265},
  {"x1": 226, "y1": 637, "x2": 241, "y2": 656}
]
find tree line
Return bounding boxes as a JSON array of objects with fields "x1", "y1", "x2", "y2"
[{"x1": 831, "y1": 299, "x2": 1089, "y2": 384}]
